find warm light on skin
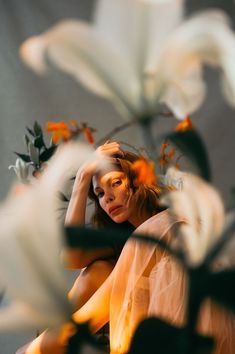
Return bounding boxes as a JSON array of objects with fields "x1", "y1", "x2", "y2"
[{"x1": 92, "y1": 170, "x2": 145, "y2": 227}]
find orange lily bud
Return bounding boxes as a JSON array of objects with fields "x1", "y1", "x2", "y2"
[{"x1": 175, "y1": 116, "x2": 194, "y2": 132}]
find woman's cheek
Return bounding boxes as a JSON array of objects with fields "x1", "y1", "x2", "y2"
[{"x1": 99, "y1": 199, "x2": 105, "y2": 210}]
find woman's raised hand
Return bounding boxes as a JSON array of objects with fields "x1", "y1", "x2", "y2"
[
  {"x1": 96, "y1": 140, "x2": 123, "y2": 158},
  {"x1": 65, "y1": 141, "x2": 124, "y2": 240},
  {"x1": 78, "y1": 141, "x2": 124, "y2": 177}
]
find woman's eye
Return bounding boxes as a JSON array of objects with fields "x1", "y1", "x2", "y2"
[
  {"x1": 97, "y1": 191, "x2": 104, "y2": 198},
  {"x1": 112, "y1": 179, "x2": 122, "y2": 187}
]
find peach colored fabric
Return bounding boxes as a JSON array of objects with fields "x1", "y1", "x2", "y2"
[{"x1": 109, "y1": 210, "x2": 235, "y2": 354}]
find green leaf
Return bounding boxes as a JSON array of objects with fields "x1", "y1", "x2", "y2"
[
  {"x1": 65, "y1": 225, "x2": 181, "y2": 262},
  {"x1": 23, "y1": 134, "x2": 30, "y2": 148},
  {"x1": 14, "y1": 152, "x2": 31, "y2": 163},
  {"x1": 34, "y1": 135, "x2": 45, "y2": 149},
  {"x1": 164, "y1": 130, "x2": 211, "y2": 181},
  {"x1": 33, "y1": 121, "x2": 43, "y2": 136},
  {"x1": 40, "y1": 145, "x2": 57, "y2": 162},
  {"x1": 65, "y1": 226, "x2": 131, "y2": 249},
  {"x1": 204, "y1": 269, "x2": 235, "y2": 313},
  {"x1": 26, "y1": 126, "x2": 36, "y2": 137}
]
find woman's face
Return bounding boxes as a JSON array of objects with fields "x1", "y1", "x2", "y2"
[{"x1": 92, "y1": 170, "x2": 140, "y2": 226}]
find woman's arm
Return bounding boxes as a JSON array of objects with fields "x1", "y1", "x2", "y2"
[
  {"x1": 63, "y1": 166, "x2": 115, "y2": 268},
  {"x1": 65, "y1": 169, "x2": 92, "y2": 226},
  {"x1": 64, "y1": 141, "x2": 124, "y2": 269}
]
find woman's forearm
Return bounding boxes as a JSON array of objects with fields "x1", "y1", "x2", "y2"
[
  {"x1": 63, "y1": 168, "x2": 115, "y2": 269},
  {"x1": 65, "y1": 169, "x2": 92, "y2": 226}
]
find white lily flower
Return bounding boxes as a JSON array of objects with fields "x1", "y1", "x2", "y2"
[
  {"x1": 0, "y1": 142, "x2": 98, "y2": 332},
  {"x1": 212, "y1": 211, "x2": 235, "y2": 270},
  {"x1": 161, "y1": 168, "x2": 225, "y2": 266},
  {"x1": 8, "y1": 158, "x2": 30, "y2": 183},
  {"x1": 20, "y1": 0, "x2": 235, "y2": 120}
]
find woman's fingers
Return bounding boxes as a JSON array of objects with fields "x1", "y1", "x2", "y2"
[
  {"x1": 76, "y1": 142, "x2": 123, "y2": 178},
  {"x1": 96, "y1": 141, "x2": 124, "y2": 157}
]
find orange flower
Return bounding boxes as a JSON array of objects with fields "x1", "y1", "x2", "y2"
[
  {"x1": 83, "y1": 127, "x2": 94, "y2": 144},
  {"x1": 131, "y1": 157, "x2": 157, "y2": 186},
  {"x1": 158, "y1": 142, "x2": 173, "y2": 168},
  {"x1": 167, "y1": 148, "x2": 176, "y2": 159},
  {"x1": 158, "y1": 155, "x2": 169, "y2": 168},
  {"x1": 81, "y1": 123, "x2": 96, "y2": 144},
  {"x1": 158, "y1": 142, "x2": 178, "y2": 171},
  {"x1": 47, "y1": 121, "x2": 71, "y2": 144},
  {"x1": 160, "y1": 142, "x2": 169, "y2": 154},
  {"x1": 175, "y1": 116, "x2": 194, "y2": 132},
  {"x1": 69, "y1": 119, "x2": 79, "y2": 128},
  {"x1": 47, "y1": 120, "x2": 96, "y2": 144}
]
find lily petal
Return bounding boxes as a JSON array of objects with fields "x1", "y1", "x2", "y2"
[
  {"x1": 20, "y1": 20, "x2": 142, "y2": 119},
  {"x1": 0, "y1": 186, "x2": 71, "y2": 330},
  {"x1": 19, "y1": 3, "x2": 235, "y2": 122},
  {"x1": 161, "y1": 168, "x2": 225, "y2": 266},
  {"x1": 213, "y1": 211, "x2": 235, "y2": 270},
  {"x1": 95, "y1": 0, "x2": 184, "y2": 76},
  {"x1": 8, "y1": 159, "x2": 30, "y2": 183},
  {"x1": 152, "y1": 10, "x2": 235, "y2": 118},
  {"x1": 0, "y1": 142, "x2": 103, "y2": 331},
  {"x1": 0, "y1": 302, "x2": 65, "y2": 332},
  {"x1": 158, "y1": 63, "x2": 206, "y2": 119}
]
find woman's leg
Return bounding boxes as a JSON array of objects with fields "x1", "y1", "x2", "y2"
[
  {"x1": 69, "y1": 259, "x2": 115, "y2": 309},
  {"x1": 16, "y1": 259, "x2": 115, "y2": 354}
]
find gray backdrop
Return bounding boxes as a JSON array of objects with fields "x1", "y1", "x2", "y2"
[{"x1": 0, "y1": 1, "x2": 235, "y2": 353}]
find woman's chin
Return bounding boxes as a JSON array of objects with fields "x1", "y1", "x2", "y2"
[{"x1": 111, "y1": 214, "x2": 128, "y2": 224}]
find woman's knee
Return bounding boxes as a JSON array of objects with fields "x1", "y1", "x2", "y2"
[
  {"x1": 85, "y1": 259, "x2": 115, "y2": 278},
  {"x1": 69, "y1": 259, "x2": 115, "y2": 308}
]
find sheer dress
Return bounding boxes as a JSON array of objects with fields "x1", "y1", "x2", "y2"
[{"x1": 108, "y1": 210, "x2": 235, "y2": 354}]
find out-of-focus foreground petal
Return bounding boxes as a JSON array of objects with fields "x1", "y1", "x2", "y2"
[
  {"x1": 161, "y1": 168, "x2": 225, "y2": 266},
  {"x1": 19, "y1": 1, "x2": 235, "y2": 122},
  {"x1": 153, "y1": 10, "x2": 235, "y2": 118},
  {"x1": 94, "y1": 0, "x2": 184, "y2": 75},
  {"x1": 19, "y1": 20, "x2": 142, "y2": 120},
  {"x1": 212, "y1": 211, "x2": 235, "y2": 270},
  {"x1": 0, "y1": 142, "x2": 100, "y2": 332}
]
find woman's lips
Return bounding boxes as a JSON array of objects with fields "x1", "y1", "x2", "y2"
[{"x1": 109, "y1": 205, "x2": 122, "y2": 215}]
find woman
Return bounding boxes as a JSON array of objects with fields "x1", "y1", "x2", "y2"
[
  {"x1": 71, "y1": 166, "x2": 235, "y2": 354},
  {"x1": 64, "y1": 141, "x2": 135, "y2": 310},
  {"x1": 18, "y1": 140, "x2": 168, "y2": 354},
  {"x1": 19, "y1": 142, "x2": 235, "y2": 354}
]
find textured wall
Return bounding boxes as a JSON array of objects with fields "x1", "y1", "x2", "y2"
[{"x1": 0, "y1": 0, "x2": 235, "y2": 205}]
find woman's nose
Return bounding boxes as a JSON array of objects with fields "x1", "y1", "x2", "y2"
[{"x1": 105, "y1": 192, "x2": 114, "y2": 203}]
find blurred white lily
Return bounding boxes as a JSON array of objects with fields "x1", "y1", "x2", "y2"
[
  {"x1": 20, "y1": 0, "x2": 235, "y2": 120},
  {"x1": 161, "y1": 168, "x2": 225, "y2": 266},
  {"x1": 0, "y1": 142, "x2": 98, "y2": 332},
  {"x1": 212, "y1": 211, "x2": 235, "y2": 269},
  {"x1": 8, "y1": 158, "x2": 30, "y2": 183}
]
